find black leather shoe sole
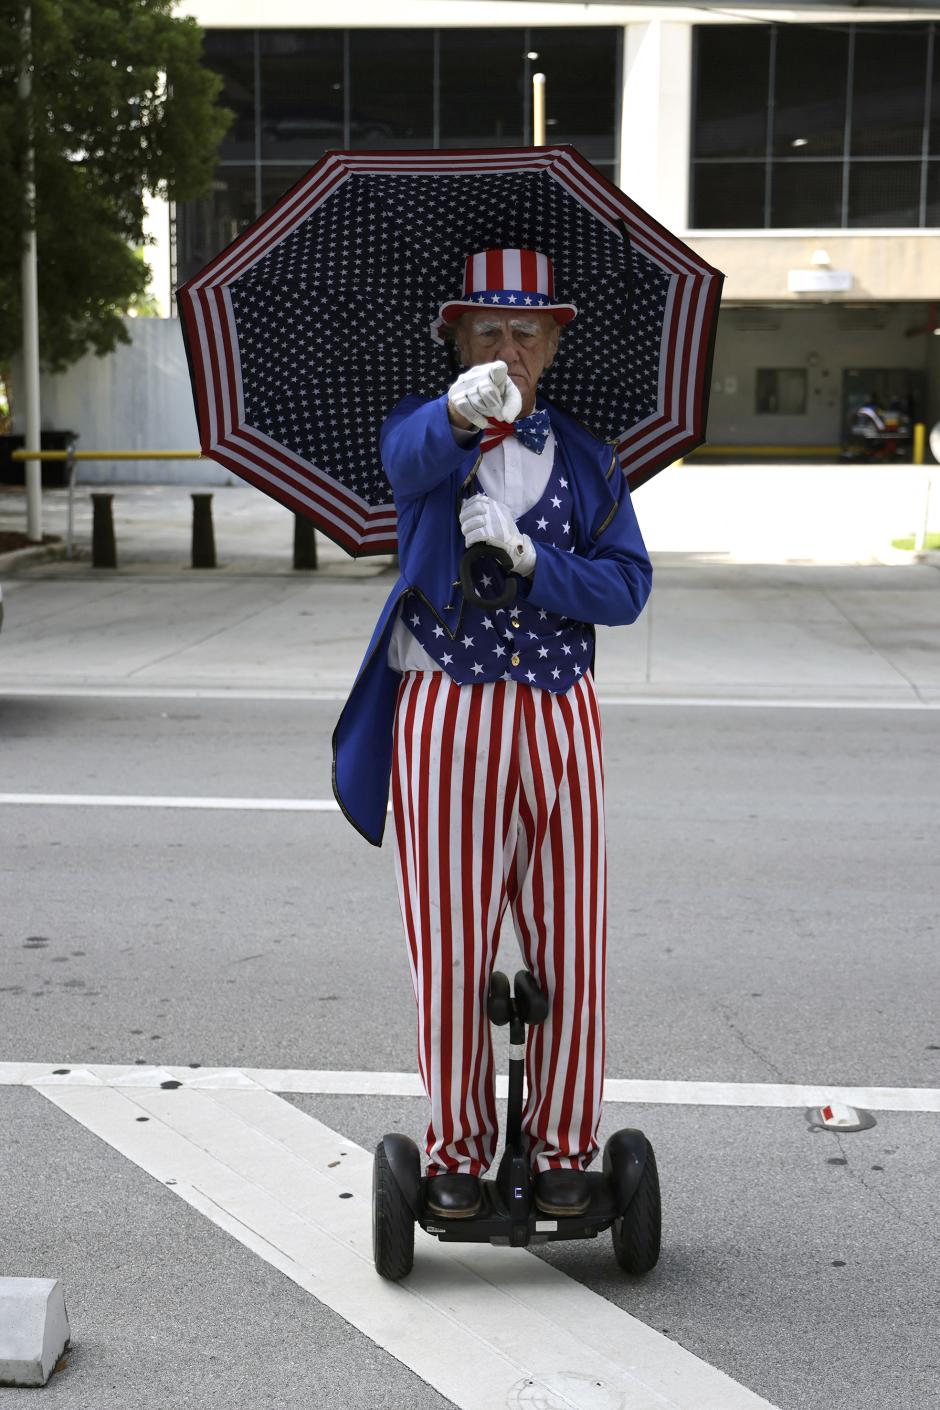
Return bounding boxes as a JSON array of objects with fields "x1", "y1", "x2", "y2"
[
  {"x1": 534, "y1": 1170, "x2": 591, "y2": 1217},
  {"x1": 425, "y1": 1174, "x2": 482, "y2": 1219}
]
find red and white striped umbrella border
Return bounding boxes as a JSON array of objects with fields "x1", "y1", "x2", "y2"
[{"x1": 178, "y1": 146, "x2": 722, "y2": 553}]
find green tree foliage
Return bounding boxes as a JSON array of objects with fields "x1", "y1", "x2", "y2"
[{"x1": 0, "y1": 0, "x2": 231, "y2": 370}]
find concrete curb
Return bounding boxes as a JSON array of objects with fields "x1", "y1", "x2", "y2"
[
  {"x1": 0, "y1": 539, "x2": 67, "y2": 574},
  {"x1": 0, "y1": 1277, "x2": 70, "y2": 1386},
  {"x1": 912, "y1": 549, "x2": 940, "y2": 567}
]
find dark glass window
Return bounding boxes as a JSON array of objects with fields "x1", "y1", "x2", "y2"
[
  {"x1": 927, "y1": 162, "x2": 940, "y2": 224},
  {"x1": 772, "y1": 27, "x2": 848, "y2": 158},
  {"x1": 850, "y1": 24, "x2": 929, "y2": 157},
  {"x1": 848, "y1": 161, "x2": 922, "y2": 226},
  {"x1": 177, "y1": 166, "x2": 257, "y2": 286},
  {"x1": 201, "y1": 31, "x2": 256, "y2": 163},
  {"x1": 348, "y1": 31, "x2": 434, "y2": 148},
  {"x1": 591, "y1": 162, "x2": 617, "y2": 188},
  {"x1": 259, "y1": 31, "x2": 344, "y2": 163},
  {"x1": 771, "y1": 161, "x2": 843, "y2": 227},
  {"x1": 179, "y1": 26, "x2": 621, "y2": 280},
  {"x1": 528, "y1": 28, "x2": 619, "y2": 166},
  {"x1": 692, "y1": 21, "x2": 937, "y2": 228},
  {"x1": 756, "y1": 369, "x2": 807, "y2": 416},
  {"x1": 261, "y1": 166, "x2": 314, "y2": 211},
  {"x1": 693, "y1": 26, "x2": 770, "y2": 158},
  {"x1": 438, "y1": 30, "x2": 526, "y2": 147},
  {"x1": 693, "y1": 163, "x2": 764, "y2": 229}
]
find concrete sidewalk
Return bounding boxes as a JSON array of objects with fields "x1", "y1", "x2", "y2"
[
  {"x1": 2, "y1": 462, "x2": 938, "y2": 572},
  {"x1": 1, "y1": 481, "x2": 938, "y2": 705}
]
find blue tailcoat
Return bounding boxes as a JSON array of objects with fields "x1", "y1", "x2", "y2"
[{"x1": 331, "y1": 393, "x2": 653, "y2": 845}]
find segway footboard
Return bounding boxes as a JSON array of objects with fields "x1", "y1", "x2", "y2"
[{"x1": 420, "y1": 1170, "x2": 621, "y2": 1247}]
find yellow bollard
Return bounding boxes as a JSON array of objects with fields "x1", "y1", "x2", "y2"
[{"x1": 913, "y1": 422, "x2": 925, "y2": 465}]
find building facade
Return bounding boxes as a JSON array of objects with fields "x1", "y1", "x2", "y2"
[{"x1": 148, "y1": 2, "x2": 940, "y2": 453}]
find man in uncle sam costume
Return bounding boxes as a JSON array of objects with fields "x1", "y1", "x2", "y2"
[{"x1": 333, "y1": 247, "x2": 652, "y2": 1221}]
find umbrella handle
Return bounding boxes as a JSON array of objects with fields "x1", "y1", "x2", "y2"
[{"x1": 459, "y1": 542, "x2": 518, "y2": 611}]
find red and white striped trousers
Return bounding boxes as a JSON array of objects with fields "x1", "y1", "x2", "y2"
[{"x1": 391, "y1": 670, "x2": 607, "y2": 1178}]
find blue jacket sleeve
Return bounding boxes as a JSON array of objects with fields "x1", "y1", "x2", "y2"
[
  {"x1": 380, "y1": 394, "x2": 482, "y2": 503},
  {"x1": 522, "y1": 472, "x2": 652, "y2": 627}
]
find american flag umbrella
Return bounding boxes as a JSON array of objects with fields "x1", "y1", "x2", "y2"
[{"x1": 177, "y1": 145, "x2": 723, "y2": 557}]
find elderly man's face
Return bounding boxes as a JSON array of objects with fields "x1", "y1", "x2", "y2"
[{"x1": 455, "y1": 309, "x2": 561, "y2": 416}]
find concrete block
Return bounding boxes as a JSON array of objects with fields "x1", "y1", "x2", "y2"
[{"x1": 0, "y1": 1278, "x2": 71, "y2": 1386}]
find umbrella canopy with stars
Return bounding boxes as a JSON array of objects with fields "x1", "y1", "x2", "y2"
[{"x1": 177, "y1": 145, "x2": 723, "y2": 557}]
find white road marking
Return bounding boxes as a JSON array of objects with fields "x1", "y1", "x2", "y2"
[
  {"x1": 34, "y1": 1081, "x2": 780, "y2": 1410},
  {"x1": 0, "y1": 793, "x2": 341, "y2": 812},
  {"x1": 0, "y1": 685, "x2": 349, "y2": 702},
  {"x1": 600, "y1": 694, "x2": 939, "y2": 711},
  {"x1": 2, "y1": 1064, "x2": 938, "y2": 1113},
  {"x1": 1, "y1": 684, "x2": 935, "y2": 710}
]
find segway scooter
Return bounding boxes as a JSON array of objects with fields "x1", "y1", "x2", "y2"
[{"x1": 372, "y1": 966, "x2": 661, "y2": 1281}]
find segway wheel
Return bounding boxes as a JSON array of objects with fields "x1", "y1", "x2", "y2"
[
  {"x1": 611, "y1": 1138, "x2": 661, "y2": 1276},
  {"x1": 372, "y1": 1140, "x2": 415, "y2": 1281}
]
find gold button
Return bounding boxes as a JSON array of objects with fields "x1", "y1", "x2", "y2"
[
  {"x1": 511, "y1": 654, "x2": 520, "y2": 667},
  {"x1": 511, "y1": 618, "x2": 520, "y2": 629}
]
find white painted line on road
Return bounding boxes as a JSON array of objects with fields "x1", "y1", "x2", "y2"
[
  {"x1": 600, "y1": 694, "x2": 939, "y2": 711},
  {"x1": 0, "y1": 793, "x2": 341, "y2": 812},
  {"x1": 1, "y1": 684, "x2": 936, "y2": 710},
  {"x1": 0, "y1": 685, "x2": 350, "y2": 702},
  {"x1": 3, "y1": 1063, "x2": 939, "y2": 1113},
  {"x1": 35, "y1": 1082, "x2": 779, "y2": 1410}
]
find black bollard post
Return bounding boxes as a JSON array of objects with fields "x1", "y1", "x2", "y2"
[
  {"x1": 191, "y1": 493, "x2": 216, "y2": 569},
  {"x1": 91, "y1": 493, "x2": 117, "y2": 569},
  {"x1": 293, "y1": 513, "x2": 318, "y2": 570}
]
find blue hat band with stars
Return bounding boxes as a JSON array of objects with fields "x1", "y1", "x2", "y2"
[{"x1": 442, "y1": 290, "x2": 580, "y2": 325}]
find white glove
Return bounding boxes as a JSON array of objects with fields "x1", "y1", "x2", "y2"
[
  {"x1": 460, "y1": 494, "x2": 537, "y2": 577},
  {"x1": 448, "y1": 361, "x2": 523, "y2": 430}
]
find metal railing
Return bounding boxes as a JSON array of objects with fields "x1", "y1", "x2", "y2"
[
  {"x1": 11, "y1": 447, "x2": 203, "y2": 558},
  {"x1": 9, "y1": 448, "x2": 318, "y2": 568}
]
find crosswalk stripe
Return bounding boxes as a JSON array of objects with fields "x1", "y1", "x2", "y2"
[{"x1": 35, "y1": 1082, "x2": 779, "y2": 1410}]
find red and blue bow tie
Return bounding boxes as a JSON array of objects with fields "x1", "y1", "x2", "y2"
[{"x1": 480, "y1": 407, "x2": 551, "y2": 455}]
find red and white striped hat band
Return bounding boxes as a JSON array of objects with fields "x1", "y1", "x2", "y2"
[{"x1": 437, "y1": 248, "x2": 578, "y2": 326}]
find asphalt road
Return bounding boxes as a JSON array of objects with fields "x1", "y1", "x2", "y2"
[
  {"x1": 2, "y1": 693, "x2": 939, "y2": 1409},
  {"x1": 1, "y1": 696, "x2": 938, "y2": 1085}
]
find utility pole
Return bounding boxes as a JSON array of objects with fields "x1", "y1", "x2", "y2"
[{"x1": 19, "y1": 2, "x2": 43, "y2": 542}]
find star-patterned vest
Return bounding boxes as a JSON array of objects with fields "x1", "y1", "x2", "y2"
[{"x1": 403, "y1": 464, "x2": 595, "y2": 692}]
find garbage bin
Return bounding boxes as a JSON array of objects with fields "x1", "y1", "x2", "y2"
[{"x1": 0, "y1": 431, "x2": 78, "y2": 488}]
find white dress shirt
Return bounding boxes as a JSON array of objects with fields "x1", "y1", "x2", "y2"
[{"x1": 387, "y1": 423, "x2": 557, "y2": 673}]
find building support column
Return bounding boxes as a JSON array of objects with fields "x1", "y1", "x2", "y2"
[{"x1": 619, "y1": 20, "x2": 692, "y2": 232}]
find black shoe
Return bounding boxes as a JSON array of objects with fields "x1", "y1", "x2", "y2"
[
  {"x1": 425, "y1": 1173, "x2": 482, "y2": 1219},
  {"x1": 534, "y1": 1168, "x2": 591, "y2": 1216}
]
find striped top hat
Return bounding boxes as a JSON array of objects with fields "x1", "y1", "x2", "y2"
[{"x1": 435, "y1": 248, "x2": 577, "y2": 336}]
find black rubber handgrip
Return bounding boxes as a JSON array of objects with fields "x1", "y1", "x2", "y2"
[
  {"x1": 486, "y1": 971, "x2": 512, "y2": 1026},
  {"x1": 459, "y1": 541, "x2": 518, "y2": 611},
  {"x1": 513, "y1": 970, "x2": 549, "y2": 1026}
]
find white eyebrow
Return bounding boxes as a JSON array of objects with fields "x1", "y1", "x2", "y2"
[{"x1": 472, "y1": 317, "x2": 540, "y2": 335}]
